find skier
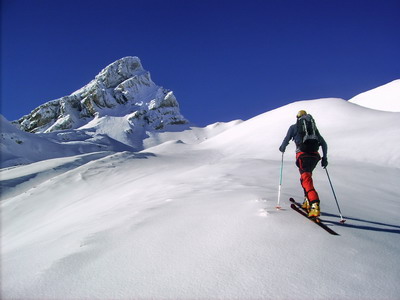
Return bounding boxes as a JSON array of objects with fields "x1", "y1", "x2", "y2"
[{"x1": 279, "y1": 110, "x2": 328, "y2": 217}]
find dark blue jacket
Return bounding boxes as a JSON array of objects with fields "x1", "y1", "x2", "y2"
[{"x1": 280, "y1": 124, "x2": 328, "y2": 157}]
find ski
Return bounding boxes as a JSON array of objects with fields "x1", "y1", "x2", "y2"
[
  {"x1": 289, "y1": 198, "x2": 311, "y2": 213},
  {"x1": 289, "y1": 198, "x2": 339, "y2": 236}
]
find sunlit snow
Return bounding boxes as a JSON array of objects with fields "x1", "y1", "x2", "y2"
[{"x1": 1, "y1": 76, "x2": 399, "y2": 299}]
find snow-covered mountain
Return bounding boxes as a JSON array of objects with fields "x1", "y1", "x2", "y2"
[
  {"x1": 1, "y1": 56, "x2": 244, "y2": 168},
  {"x1": 12, "y1": 57, "x2": 188, "y2": 151},
  {"x1": 16, "y1": 56, "x2": 188, "y2": 133},
  {"x1": 349, "y1": 79, "x2": 400, "y2": 112},
  {"x1": 1, "y1": 77, "x2": 400, "y2": 299}
]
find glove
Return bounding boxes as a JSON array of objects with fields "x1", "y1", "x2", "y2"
[
  {"x1": 321, "y1": 156, "x2": 328, "y2": 168},
  {"x1": 279, "y1": 145, "x2": 286, "y2": 153}
]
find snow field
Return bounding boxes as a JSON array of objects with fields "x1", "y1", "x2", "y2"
[
  {"x1": 2, "y1": 141, "x2": 400, "y2": 299},
  {"x1": 1, "y1": 96, "x2": 400, "y2": 299}
]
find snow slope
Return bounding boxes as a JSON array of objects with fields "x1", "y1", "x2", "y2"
[
  {"x1": 1, "y1": 98, "x2": 400, "y2": 299},
  {"x1": 0, "y1": 115, "x2": 135, "y2": 168},
  {"x1": 349, "y1": 79, "x2": 400, "y2": 112},
  {"x1": 202, "y1": 98, "x2": 400, "y2": 167},
  {"x1": 0, "y1": 114, "x2": 239, "y2": 168}
]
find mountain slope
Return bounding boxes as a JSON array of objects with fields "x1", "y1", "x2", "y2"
[
  {"x1": 0, "y1": 114, "x2": 135, "y2": 168},
  {"x1": 349, "y1": 79, "x2": 400, "y2": 112},
  {"x1": 2, "y1": 97, "x2": 400, "y2": 299},
  {"x1": 201, "y1": 97, "x2": 400, "y2": 167}
]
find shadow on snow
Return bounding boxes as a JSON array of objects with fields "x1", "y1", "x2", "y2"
[{"x1": 322, "y1": 212, "x2": 400, "y2": 235}]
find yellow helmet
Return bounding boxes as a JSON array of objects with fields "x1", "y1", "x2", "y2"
[{"x1": 297, "y1": 110, "x2": 307, "y2": 118}]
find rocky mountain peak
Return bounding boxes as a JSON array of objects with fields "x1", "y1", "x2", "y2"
[
  {"x1": 94, "y1": 56, "x2": 145, "y2": 89},
  {"x1": 16, "y1": 57, "x2": 188, "y2": 134}
]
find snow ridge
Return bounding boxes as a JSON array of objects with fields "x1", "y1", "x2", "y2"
[{"x1": 349, "y1": 79, "x2": 400, "y2": 112}]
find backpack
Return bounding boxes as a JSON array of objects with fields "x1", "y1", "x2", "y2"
[{"x1": 296, "y1": 114, "x2": 320, "y2": 152}]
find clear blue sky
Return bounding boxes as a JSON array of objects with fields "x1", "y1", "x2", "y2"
[{"x1": 1, "y1": 0, "x2": 399, "y2": 126}]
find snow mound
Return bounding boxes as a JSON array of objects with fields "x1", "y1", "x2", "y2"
[
  {"x1": 349, "y1": 79, "x2": 400, "y2": 112},
  {"x1": 202, "y1": 98, "x2": 400, "y2": 167},
  {"x1": 1, "y1": 115, "x2": 68, "y2": 166}
]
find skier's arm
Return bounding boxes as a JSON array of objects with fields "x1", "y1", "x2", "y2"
[
  {"x1": 279, "y1": 125, "x2": 295, "y2": 152},
  {"x1": 318, "y1": 133, "x2": 328, "y2": 157},
  {"x1": 318, "y1": 132, "x2": 328, "y2": 167}
]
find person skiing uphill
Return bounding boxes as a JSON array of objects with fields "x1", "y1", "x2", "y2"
[{"x1": 279, "y1": 110, "x2": 328, "y2": 217}]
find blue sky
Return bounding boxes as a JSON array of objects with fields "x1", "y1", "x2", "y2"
[{"x1": 1, "y1": 0, "x2": 399, "y2": 126}]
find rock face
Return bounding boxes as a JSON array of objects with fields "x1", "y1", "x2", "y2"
[{"x1": 16, "y1": 57, "x2": 188, "y2": 133}]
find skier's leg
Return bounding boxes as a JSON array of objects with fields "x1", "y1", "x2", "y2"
[
  {"x1": 300, "y1": 172, "x2": 319, "y2": 203},
  {"x1": 296, "y1": 152, "x2": 321, "y2": 203}
]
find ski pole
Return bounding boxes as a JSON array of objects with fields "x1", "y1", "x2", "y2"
[
  {"x1": 325, "y1": 167, "x2": 346, "y2": 223},
  {"x1": 276, "y1": 152, "x2": 284, "y2": 209}
]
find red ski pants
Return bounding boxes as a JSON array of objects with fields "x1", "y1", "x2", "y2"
[{"x1": 296, "y1": 152, "x2": 321, "y2": 203}]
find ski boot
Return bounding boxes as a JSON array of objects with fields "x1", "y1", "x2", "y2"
[
  {"x1": 308, "y1": 202, "x2": 320, "y2": 218},
  {"x1": 301, "y1": 197, "x2": 310, "y2": 211}
]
